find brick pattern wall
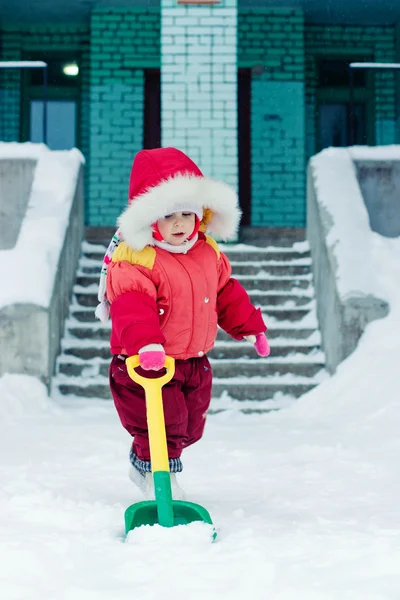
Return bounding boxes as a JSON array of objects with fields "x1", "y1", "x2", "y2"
[
  {"x1": 161, "y1": 0, "x2": 238, "y2": 190},
  {"x1": 305, "y1": 24, "x2": 397, "y2": 157},
  {"x1": 88, "y1": 9, "x2": 160, "y2": 226},
  {"x1": 0, "y1": 29, "x2": 22, "y2": 141},
  {"x1": 239, "y1": 9, "x2": 306, "y2": 227}
]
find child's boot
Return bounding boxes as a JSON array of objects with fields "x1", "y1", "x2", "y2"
[
  {"x1": 170, "y1": 473, "x2": 186, "y2": 501},
  {"x1": 128, "y1": 465, "x2": 155, "y2": 499}
]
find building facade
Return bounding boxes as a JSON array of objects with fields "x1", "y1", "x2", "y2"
[{"x1": 1, "y1": 1, "x2": 400, "y2": 230}]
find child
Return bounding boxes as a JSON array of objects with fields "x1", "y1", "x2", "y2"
[{"x1": 96, "y1": 147, "x2": 270, "y2": 499}]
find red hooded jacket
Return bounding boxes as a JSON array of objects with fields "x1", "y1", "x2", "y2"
[{"x1": 106, "y1": 148, "x2": 267, "y2": 359}]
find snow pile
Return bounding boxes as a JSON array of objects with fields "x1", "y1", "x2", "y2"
[
  {"x1": 289, "y1": 233, "x2": 400, "y2": 418},
  {"x1": 0, "y1": 142, "x2": 84, "y2": 309},
  {"x1": 309, "y1": 146, "x2": 400, "y2": 302},
  {"x1": 0, "y1": 374, "x2": 52, "y2": 419}
]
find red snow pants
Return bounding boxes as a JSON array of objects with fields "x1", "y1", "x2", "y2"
[{"x1": 109, "y1": 354, "x2": 212, "y2": 460}]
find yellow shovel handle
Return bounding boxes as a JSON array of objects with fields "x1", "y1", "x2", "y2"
[
  {"x1": 125, "y1": 355, "x2": 175, "y2": 473},
  {"x1": 126, "y1": 355, "x2": 175, "y2": 387}
]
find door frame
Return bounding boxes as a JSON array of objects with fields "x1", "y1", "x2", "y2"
[{"x1": 238, "y1": 67, "x2": 251, "y2": 226}]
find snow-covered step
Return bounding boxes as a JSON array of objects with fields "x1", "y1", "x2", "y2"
[
  {"x1": 57, "y1": 356, "x2": 325, "y2": 379},
  {"x1": 69, "y1": 303, "x2": 316, "y2": 326},
  {"x1": 59, "y1": 341, "x2": 323, "y2": 362},
  {"x1": 53, "y1": 376, "x2": 325, "y2": 402},
  {"x1": 80, "y1": 242, "x2": 311, "y2": 266},
  {"x1": 72, "y1": 285, "x2": 312, "y2": 310},
  {"x1": 76, "y1": 264, "x2": 312, "y2": 283},
  {"x1": 52, "y1": 237, "x2": 328, "y2": 412},
  {"x1": 64, "y1": 319, "x2": 321, "y2": 342}
]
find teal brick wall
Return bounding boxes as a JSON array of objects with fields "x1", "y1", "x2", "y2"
[
  {"x1": 305, "y1": 24, "x2": 397, "y2": 158},
  {"x1": 0, "y1": 29, "x2": 22, "y2": 141},
  {"x1": 239, "y1": 9, "x2": 306, "y2": 227},
  {"x1": 88, "y1": 9, "x2": 160, "y2": 226},
  {"x1": 251, "y1": 80, "x2": 305, "y2": 226}
]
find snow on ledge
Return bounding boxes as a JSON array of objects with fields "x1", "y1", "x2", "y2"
[
  {"x1": 309, "y1": 145, "x2": 400, "y2": 302},
  {"x1": 0, "y1": 143, "x2": 84, "y2": 310},
  {"x1": 349, "y1": 144, "x2": 400, "y2": 161}
]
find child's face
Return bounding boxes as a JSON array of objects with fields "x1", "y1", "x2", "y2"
[{"x1": 157, "y1": 211, "x2": 196, "y2": 245}]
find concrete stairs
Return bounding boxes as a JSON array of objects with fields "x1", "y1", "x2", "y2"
[{"x1": 52, "y1": 237, "x2": 328, "y2": 412}]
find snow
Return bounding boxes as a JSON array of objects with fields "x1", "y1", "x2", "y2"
[
  {"x1": 0, "y1": 61, "x2": 47, "y2": 68},
  {"x1": 309, "y1": 146, "x2": 400, "y2": 303},
  {"x1": 1, "y1": 231, "x2": 400, "y2": 598},
  {"x1": 350, "y1": 62, "x2": 400, "y2": 69},
  {"x1": 0, "y1": 143, "x2": 84, "y2": 309},
  {"x1": 2, "y1": 143, "x2": 400, "y2": 598}
]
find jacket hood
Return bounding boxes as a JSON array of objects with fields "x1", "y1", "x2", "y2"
[{"x1": 118, "y1": 147, "x2": 241, "y2": 251}]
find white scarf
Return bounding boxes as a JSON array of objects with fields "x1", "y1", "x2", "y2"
[{"x1": 152, "y1": 233, "x2": 198, "y2": 254}]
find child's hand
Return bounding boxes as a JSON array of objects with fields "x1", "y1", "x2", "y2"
[
  {"x1": 244, "y1": 333, "x2": 270, "y2": 357},
  {"x1": 138, "y1": 344, "x2": 166, "y2": 370}
]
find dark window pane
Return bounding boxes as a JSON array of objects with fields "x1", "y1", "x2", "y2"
[
  {"x1": 319, "y1": 102, "x2": 366, "y2": 149},
  {"x1": 29, "y1": 60, "x2": 79, "y2": 87},
  {"x1": 317, "y1": 59, "x2": 366, "y2": 88}
]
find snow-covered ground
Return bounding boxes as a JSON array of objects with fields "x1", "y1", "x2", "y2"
[
  {"x1": 1, "y1": 142, "x2": 400, "y2": 598},
  {"x1": 1, "y1": 232, "x2": 400, "y2": 599}
]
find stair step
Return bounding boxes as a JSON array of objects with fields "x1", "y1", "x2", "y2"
[
  {"x1": 60, "y1": 340, "x2": 322, "y2": 361},
  {"x1": 55, "y1": 379, "x2": 319, "y2": 401},
  {"x1": 81, "y1": 247, "x2": 311, "y2": 265},
  {"x1": 216, "y1": 327, "x2": 320, "y2": 342},
  {"x1": 69, "y1": 305, "x2": 313, "y2": 323},
  {"x1": 72, "y1": 289, "x2": 313, "y2": 309},
  {"x1": 76, "y1": 264, "x2": 311, "y2": 285},
  {"x1": 65, "y1": 325, "x2": 319, "y2": 344},
  {"x1": 74, "y1": 277, "x2": 311, "y2": 295},
  {"x1": 66, "y1": 321, "x2": 320, "y2": 342},
  {"x1": 57, "y1": 359, "x2": 325, "y2": 379},
  {"x1": 79, "y1": 255, "x2": 312, "y2": 276},
  {"x1": 73, "y1": 284, "x2": 311, "y2": 310},
  {"x1": 209, "y1": 344, "x2": 321, "y2": 359}
]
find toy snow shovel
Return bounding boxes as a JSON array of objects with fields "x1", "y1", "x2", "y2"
[{"x1": 124, "y1": 355, "x2": 215, "y2": 537}]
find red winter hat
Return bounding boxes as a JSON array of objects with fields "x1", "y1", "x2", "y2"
[{"x1": 118, "y1": 147, "x2": 241, "y2": 251}]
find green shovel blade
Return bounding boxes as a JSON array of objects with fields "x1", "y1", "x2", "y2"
[{"x1": 124, "y1": 500, "x2": 216, "y2": 539}]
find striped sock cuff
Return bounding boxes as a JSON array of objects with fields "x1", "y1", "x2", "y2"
[{"x1": 129, "y1": 448, "x2": 183, "y2": 474}]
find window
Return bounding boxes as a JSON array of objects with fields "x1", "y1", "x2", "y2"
[
  {"x1": 319, "y1": 103, "x2": 366, "y2": 148},
  {"x1": 30, "y1": 100, "x2": 77, "y2": 150},
  {"x1": 317, "y1": 58, "x2": 367, "y2": 88},
  {"x1": 316, "y1": 56, "x2": 374, "y2": 150},
  {"x1": 21, "y1": 53, "x2": 81, "y2": 151}
]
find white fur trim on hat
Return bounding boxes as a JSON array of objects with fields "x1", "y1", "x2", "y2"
[{"x1": 118, "y1": 173, "x2": 241, "y2": 251}]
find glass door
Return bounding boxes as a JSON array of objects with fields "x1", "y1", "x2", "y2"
[{"x1": 30, "y1": 99, "x2": 77, "y2": 150}]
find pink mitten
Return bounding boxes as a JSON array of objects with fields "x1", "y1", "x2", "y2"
[
  {"x1": 254, "y1": 333, "x2": 270, "y2": 357},
  {"x1": 138, "y1": 344, "x2": 166, "y2": 371},
  {"x1": 244, "y1": 333, "x2": 270, "y2": 357}
]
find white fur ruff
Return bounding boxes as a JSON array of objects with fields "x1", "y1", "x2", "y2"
[{"x1": 118, "y1": 173, "x2": 241, "y2": 251}]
